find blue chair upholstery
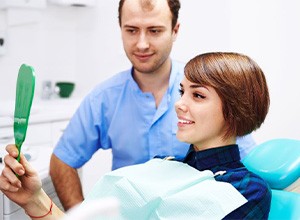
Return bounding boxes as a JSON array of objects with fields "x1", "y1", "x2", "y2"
[
  {"x1": 268, "y1": 189, "x2": 300, "y2": 220},
  {"x1": 242, "y1": 138, "x2": 300, "y2": 220},
  {"x1": 243, "y1": 138, "x2": 300, "y2": 189}
]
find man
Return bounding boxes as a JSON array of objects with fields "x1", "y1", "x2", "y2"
[{"x1": 50, "y1": 0, "x2": 256, "y2": 211}]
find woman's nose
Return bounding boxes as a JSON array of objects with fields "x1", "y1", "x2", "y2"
[{"x1": 175, "y1": 98, "x2": 188, "y2": 113}]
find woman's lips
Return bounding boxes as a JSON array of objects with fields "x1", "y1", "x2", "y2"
[{"x1": 177, "y1": 118, "x2": 194, "y2": 127}]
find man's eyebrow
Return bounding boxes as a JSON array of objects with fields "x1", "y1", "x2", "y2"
[
  {"x1": 123, "y1": 25, "x2": 137, "y2": 28},
  {"x1": 148, "y1": 26, "x2": 165, "y2": 29},
  {"x1": 123, "y1": 25, "x2": 165, "y2": 29}
]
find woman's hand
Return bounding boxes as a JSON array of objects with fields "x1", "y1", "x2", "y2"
[{"x1": 0, "y1": 144, "x2": 42, "y2": 207}]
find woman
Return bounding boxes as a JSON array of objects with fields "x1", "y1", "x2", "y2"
[
  {"x1": 176, "y1": 52, "x2": 271, "y2": 219},
  {"x1": 0, "y1": 52, "x2": 271, "y2": 219}
]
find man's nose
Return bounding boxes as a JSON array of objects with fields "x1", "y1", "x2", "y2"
[{"x1": 136, "y1": 32, "x2": 150, "y2": 50}]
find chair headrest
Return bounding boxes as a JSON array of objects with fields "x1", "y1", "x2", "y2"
[{"x1": 242, "y1": 138, "x2": 300, "y2": 189}]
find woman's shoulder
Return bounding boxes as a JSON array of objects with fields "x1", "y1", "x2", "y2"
[
  {"x1": 219, "y1": 167, "x2": 272, "y2": 219},
  {"x1": 216, "y1": 166, "x2": 271, "y2": 199}
]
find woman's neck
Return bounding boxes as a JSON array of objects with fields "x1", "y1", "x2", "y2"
[{"x1": 193, "y1": 136, "x2": 236, "y2": 152}]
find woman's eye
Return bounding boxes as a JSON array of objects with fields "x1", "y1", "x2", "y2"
[
  {"x1": 178, "y1": 89, "x2": 184, "y2": 96},
  {"x1": 194, "y1": 93, "x2": 206, "y2": 99}
]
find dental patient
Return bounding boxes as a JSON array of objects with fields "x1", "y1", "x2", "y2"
[
  {"x1": 177, "y1": 52, "x2": 271, "y2": 219},
  {"x1": 0, "y1": 52, "x2": 271, "y2": 219}
]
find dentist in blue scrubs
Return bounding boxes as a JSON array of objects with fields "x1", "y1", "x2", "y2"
[{"x1": 49, "y1": 0, "x2": 256, "y2": 211}]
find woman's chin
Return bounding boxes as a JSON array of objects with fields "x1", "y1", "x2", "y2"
[{"x1": 176, "y1": 133, "x2": 191, "y2": 144}]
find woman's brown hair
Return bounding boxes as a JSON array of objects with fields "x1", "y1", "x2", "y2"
[{"x1": 184, "y1": 52, "x2": 270, "y2": 138}]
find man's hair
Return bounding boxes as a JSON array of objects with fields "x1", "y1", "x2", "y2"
[
  {"x1": 184, "y1": 52, "x2": 270, "y2": 139},
  {"x1": 118, "y1": 0, "x2": 180, "y2": 29}
]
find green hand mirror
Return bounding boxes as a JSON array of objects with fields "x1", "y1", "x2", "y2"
[{"x1": 14, "y1": 64, "x2": 35, "y2": 162}]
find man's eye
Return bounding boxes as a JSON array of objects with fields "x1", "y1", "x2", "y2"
[
  {"x1": 178, "y1": 89, "x2": 184, "y2": 96},
  {"x1": 126, "y1": 29, "x2": 136, "y2": 34},
  {"x1": 150, "y1": 29, "x2": 161, "y2": 34}
]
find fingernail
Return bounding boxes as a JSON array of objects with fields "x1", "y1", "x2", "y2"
[{"x1": 18, "y1": 169, "x2": 25, "y2": 175}]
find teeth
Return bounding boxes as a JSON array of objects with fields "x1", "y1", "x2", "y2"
[{"x1": 178, "y1": 119, "x2": 193, "y2": 124}]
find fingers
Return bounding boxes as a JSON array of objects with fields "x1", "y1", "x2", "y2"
[
  {"x1": 4, "y1": 144, "x2": 27, "y2": 175},
  {"x1": 0, "y1": 145, "x2": 25, "y2": 192},
  {"x1": 19, "y1": 153, "x2": 37, "y2": 177},
  {"x1": 6, "y1": 144, "x2": 19, "y2": 158},
  {"x1": 0, "y1": 166, "x2": 21, "y2": 192},
  {"x1": 3, "y1": 152, "x2": 25, "y2": 176}
]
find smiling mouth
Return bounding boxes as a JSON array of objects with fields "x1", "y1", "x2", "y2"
[
  {"x1": 134, "y1": 53, "x2": 153, "y2": 60},
  {"x1": 178, "y1": 119, "x2": 194, "y2": 124}
]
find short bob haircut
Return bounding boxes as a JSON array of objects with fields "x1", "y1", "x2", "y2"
[{"x1": 184, "y1": 52, "x2": 270, "y2": 139}]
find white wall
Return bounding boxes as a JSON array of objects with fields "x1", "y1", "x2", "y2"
[
  {"x1": 0, "y1": 0, "x2": 127, "y2": 100},
  {"x1": 227, "y1": 0, "x2": 300, "y2": 143},
  {"x1": 0, "y1": 1, "x2": 299, "y2": 144},
  {"x1": 173, "y1": 0, "x2": 300, "y2": 143}
]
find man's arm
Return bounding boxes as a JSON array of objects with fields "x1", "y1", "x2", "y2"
[{"x1": 49, "y1": 154, "x2": 84, "y2": 211}]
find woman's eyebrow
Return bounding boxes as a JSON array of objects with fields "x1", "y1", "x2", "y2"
[
  {"x1": 180, "y1": 82, "x2": 209, "y2": 91},
  {"x1": 190, "y1": 84, "x2": 201, "y2": 88},
  {"x1": 190, "y1": 84, "x2": 209, "y2": 91}
]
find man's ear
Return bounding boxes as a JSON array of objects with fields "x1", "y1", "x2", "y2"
[{"x1": 172, "y1": 22, "x2": 180, "y2": 41}]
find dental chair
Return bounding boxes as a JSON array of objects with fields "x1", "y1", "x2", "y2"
[{"x1": 243, "y1": 138, "x2": 300, "y2": 220}]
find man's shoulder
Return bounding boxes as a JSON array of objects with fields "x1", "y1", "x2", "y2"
[
  {"x1": 90, "y1": 69, "x2": 132, "y2": 95},
  {"x1": 172, "y1": 59, "x2": 185, "y2": 72},
  {"x1": 99, "y1": 69, "x2": 132, "y2": 89}
]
